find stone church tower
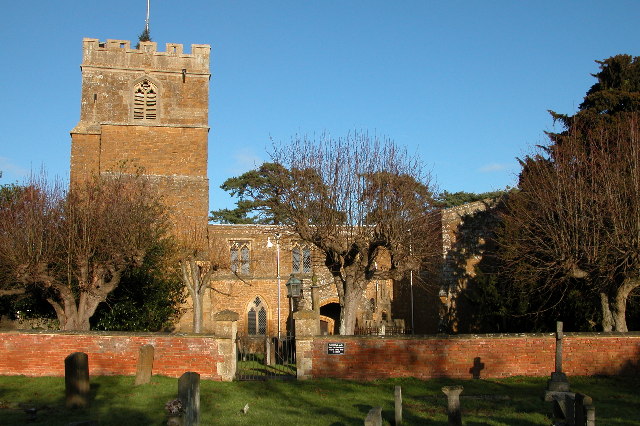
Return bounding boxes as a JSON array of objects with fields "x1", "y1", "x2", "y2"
[{"x1": 70, "y1": 38, "x2": 211, "y2": 226}]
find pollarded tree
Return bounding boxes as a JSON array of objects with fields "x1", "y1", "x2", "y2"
[
  {"x1": 272, "y1": 133, "x2": 441, "y2": 335},
  {"x1": 501, "y1": 114, "x2": 640, "y2": 331},
  {"x1": 500, "y1": 55, "x2": 640, "y2": 332},
  {"x1": 0, "y1": 181, "x2": 29, "y2": 298},
  {"x1": 176, "y1": 226, "x2": 230, "y2": 333},
  {"x1": 0, "y1": 173, "x2": 170, "y2": 330}
]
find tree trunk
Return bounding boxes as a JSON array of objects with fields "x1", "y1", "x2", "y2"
[
  {"x1": 193, "y1": 292, "x2": 203, "y2": 333},
  {"x1": 181, "y1": 260, "x2": 210, "y2": 334},
  {"x1": 612, "y1": 277, "x2": 640, "y2": 332},
  {"x1": 339, "y1": 286, "x2": 361, "y2": 335},
  {"x1": 46, "y1": 279, "x2": 115, "y2": 331},
  {"x1": 600, "y1": 292, "x2": 614, "y2": 332},
  {"x1": 600, "y1": 277, "x2": 640, "y2": 332},
  {"x1": 57, "y1": 291, "x2": 107, "y2": 331}
]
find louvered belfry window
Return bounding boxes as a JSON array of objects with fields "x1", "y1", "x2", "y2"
[{"x1": 133, "y1": 79, "x2": 157, "y2": 120}]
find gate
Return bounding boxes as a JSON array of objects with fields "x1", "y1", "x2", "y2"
[{"x1": 235, "y1": 334, "x2": 296, "y2": 380}]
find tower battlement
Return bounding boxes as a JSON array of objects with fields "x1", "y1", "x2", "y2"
[
  {"x1": 81, "y1": 38, "x2": 210, "y2": 73},
  {"x1": 71, "y1": 36, "x2": 210, "y2": 227}
]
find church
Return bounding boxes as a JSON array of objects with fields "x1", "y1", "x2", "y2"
[{"x1": 70, "y1": 37, "x2": 487, "y2": 335}]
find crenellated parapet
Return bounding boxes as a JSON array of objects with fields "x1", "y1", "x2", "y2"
[{"x1": 81, "y1": 38, "x2": 210, "y2": 74}]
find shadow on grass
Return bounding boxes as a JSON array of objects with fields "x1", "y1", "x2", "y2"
[{"x1": 0, "y1": 375, "x2": 179, "y2": 426}]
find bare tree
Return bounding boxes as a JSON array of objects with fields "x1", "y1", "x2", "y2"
[
  {"x1": 0, "y1": 173, "x2": 169, "y2": 330},
  {"x1": 501, "y1": 114, "x2": 640, "y2": 331},
  {"x1": 176, "y1": 226, "x2": 231, "y2": 333},
  {"x1": 272, "y1": 132, "x2": 441, "y2": 334}
]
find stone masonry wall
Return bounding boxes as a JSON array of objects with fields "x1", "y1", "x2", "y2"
[
  {"x1": 181, "y1": 224, "x2": 397, "y2": 335},
  {"x1": 0, "y1": 331, "x2": 225, "y2": 380},
  {"x1": 305, "y1": 333, "x2": 640, "y2": 380},
  {"x1": 70, "y1": 38, "x2": 211, "y2": 229},
  {"x1": 74, "y1": 39, "x2": 209, "y2": 129}
]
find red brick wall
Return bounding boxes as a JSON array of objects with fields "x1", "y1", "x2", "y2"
[
  {"x1": 308, "y1": 333, "x2": 640, "y2": 380},
  {"x1": 0, "y1": 331, "x2": 224, "y2": 380}
]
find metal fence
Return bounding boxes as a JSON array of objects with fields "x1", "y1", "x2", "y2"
[
  {"x1": 235, "y1": 334, "x2": 296, "y2": 381},
  {"x1": 354, "y1": 325, "x2": 411, "y2": 336}
]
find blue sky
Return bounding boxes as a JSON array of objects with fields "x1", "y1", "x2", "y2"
[{"x1": 1, "y1": 1, "x2": 638, "y2": 212}]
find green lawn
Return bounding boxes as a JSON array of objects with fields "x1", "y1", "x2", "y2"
[{"x1": 0, "y1": 375, "x2": 638, "y2": 425}]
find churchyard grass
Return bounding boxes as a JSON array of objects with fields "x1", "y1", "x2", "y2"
[{"x1": 0, "y1": 375, "x2": 638, "y2": 425}]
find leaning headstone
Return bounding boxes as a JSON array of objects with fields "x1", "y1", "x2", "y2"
[
  {"x1": 364, "y1": 407, "x2": 382, "y2": 426},
  {"x1": 134, "y1": 344, "x2": 154, "y2": 385},
  {"x1": 178, "y1": 372, "x2": 200, "y2": 426},
  {"x1": 442, "y1": 385, "x2": 463, "y2": 426},
  {"x1": 575, "y1": 393, "x2": 596, "y2": 426},
  {"x1": 585, "y1": 404, "x2": 595, "y2": 426},
  {"x1": 65, "y1": 352, "x2": 90, "y2": 409},
  {"x1": 394, "y1": 385, "x2": 403, "y2": 424}
]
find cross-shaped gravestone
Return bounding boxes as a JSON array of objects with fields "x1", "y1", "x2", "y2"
[{"x1": 547, "y1": 321, "x2": 570, "y2": 392}]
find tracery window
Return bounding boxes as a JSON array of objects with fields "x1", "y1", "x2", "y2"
[
  {"x1": 292, "y1": 243, "x2": 312, "y2": 274},
  {"x1": 230, "y1": 241, "x2": 250, "y2": 275},
  {"x1": 133, "y1": 79, "x2": 158, "y2": 120},
  {"x1": 247, "y1": 296, "x2": 267, "y2": 335}
]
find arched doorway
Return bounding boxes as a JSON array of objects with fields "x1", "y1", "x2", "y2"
[{"x1": 320, "y1": 302, "x2": 341, "y2": 335}]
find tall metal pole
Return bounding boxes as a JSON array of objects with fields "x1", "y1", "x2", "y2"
[
  {"x1": 145, "y1": 0, "x2": 150, "y2": 32},
  {"x1": 276, "y1": 233, "x2": 281, "y2": 338},
  {"x1": 410, "y1": 269, "x2": 414, "y2": 334},
  {"x1": 409, "y1": 232, "x2": 414, "y2": 334}
]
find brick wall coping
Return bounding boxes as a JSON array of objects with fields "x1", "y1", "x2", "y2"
[
  {"x1": 0, "y1": 329, "x2": 219, "y2": 339},
  {"x1": 311, "y1": 331, "x2": 640, "y2": 340}
]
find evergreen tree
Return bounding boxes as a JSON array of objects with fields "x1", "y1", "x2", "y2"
[
  {"x1": 210, "y1": 162, "x2": 289, "y2": 224},
  {"x1": 500, "y1": 54, "x2": 640, "y2": 331},
  {"x1": 135, "y1": 27, "x2": 152, "y2": 49}
]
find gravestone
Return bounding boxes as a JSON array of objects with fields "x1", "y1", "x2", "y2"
[
  {"x1": 65, "y1": 352, "x2": 90, "y2": 409},
  {"x1": 575, "y1": 393, "x2": 596, "y2": 426},
  {"x1": 547, "y1": 321, "x2": 570, "y2": 392},
  {"x1": 265, "y1": 337, "x2": 276, "y2": 366},
  {"x1": 394, "y1": 385, "x2": 403, "y2": 424},
  {"x1": 364, "y1": 407, "x2": 382, "y2": 426},
  {"x1": 442, "y1": 385, "x2": 463, "y2": 426},
  {"x1": 134, "y1": 344, "x2": 154, "y2": 385},
  {"x1": 178, "y1": 372, "x2": 200, "y2": 426},
  {"x1": 543, "y1": 321, "x2": 594, "y2": 425}
]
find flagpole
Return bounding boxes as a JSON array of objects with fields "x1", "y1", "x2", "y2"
[{"x1": 145, "y1": 0, "x2": 150, "y2": 33}]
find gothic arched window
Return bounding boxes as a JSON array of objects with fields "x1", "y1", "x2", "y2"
[
  {"x1": 247, "y1": 296, "x2": 267, "y2": 335},
  {"x1": 133, "y1": 79, "x2": 158, "y2": 120},
  {"x1": 292, "y1": 243, "x2": 312, "y2": 274},
  {"x1": 230, "y1": 241, "x2": 250, "y2": 275}
]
